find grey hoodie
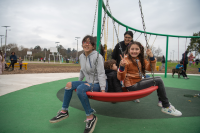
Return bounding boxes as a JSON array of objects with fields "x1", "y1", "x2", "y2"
[{"x1": 79, "y1": 50, "x2": 107, "y2": 91}]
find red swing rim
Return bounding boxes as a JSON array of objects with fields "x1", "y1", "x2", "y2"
[{"x1": 75, "y1": 86, "x2": 158, "y2": 102}]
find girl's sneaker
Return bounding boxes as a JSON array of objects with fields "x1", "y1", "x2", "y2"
[
  {"x1": 161, "y1": 106, "x2": 182, "y2": 116},
  {"x1": 84, "y1": 115, "x2": 98, "y2": 133},
  {"x1": 134, "y1": 99, "x2": 140, "y2": 103},
  {"x1": 49, "y1": 110, "x2": 69, "y2": 123},
  {"x1": 158, "y1": 101, "x2": 171, "y2": 107}
]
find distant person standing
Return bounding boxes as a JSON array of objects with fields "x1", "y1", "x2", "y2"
[
  {"x1": 48, "y1": 57, "x2": 50, "y2": 63},
  {"x1": 182, "y1": 51, "x2": 189, "y2": 72},
  {"x1": 159, "y1": 55, "x2": 165, "y2": 71},
  {"x1": 44, "y1": 57, "x2": 46, "y2": 62},
  {"x1": 192, "y1": 59, "x2": 195, "y2": 66},
  {"x1": 188, "y1": 53, "x2": 195, "y2": 66},
  {"x1": 195, "y1": 59, "x2": 199, "y2": 65},
  {"x1": 0, "y1": 51, "x2": 5, "y2": 74},
  {"x1": 18, "y1": 57, "x2": 23, "y2": 70},
  {"x1": 7, "y1": 52, "x2": 17, "y2": 71}
]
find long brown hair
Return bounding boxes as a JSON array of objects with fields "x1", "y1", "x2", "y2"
[
  {"x1": 0, "y1": 51, "x2": 4, "y2": 62},
  {"x1": 124, "y1": 41, "x2": 146, "y2": 76}
]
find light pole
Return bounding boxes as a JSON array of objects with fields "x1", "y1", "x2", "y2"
[
  {"x1": 170, "y1": 52, "x2": 172, "y2": 61},
  {"x1": 2, "y1": 26, "x2": 10, "y2": 55},
  {"x1": 44, "y1": 48, "x2": 46, "y2": 59},
  {"x1": 172, "y1": 50, "x2": 175, "y2": 61},
  {"x1": 75, "y1": 37, "x2": 80, "y2": 62},
  {"x1": 0, "y1": 35, "x2": 4, "y2": 51},
  {"x1": 55, "y1": 42, "x2": 60, "y2": 61},
  {"x1": 55, "y1": 42, "x2": 60, "y2": 52}
]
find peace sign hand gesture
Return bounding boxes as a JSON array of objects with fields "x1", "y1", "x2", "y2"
[
  {"x1": 146, "y1": 49, "x2": 153, "y2": 57},
  {"x1": 120, "y1": 54, "x2": 127, "y2": 67}
]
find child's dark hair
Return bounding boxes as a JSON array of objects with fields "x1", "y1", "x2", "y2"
[
  {"x1": 104, "y1": 59, "x2": 116, "y2": 70},
  {"x1": 124, "y1": 41, "x2": 145, "y2": 76},
  {"x1": 82, "y1": 35, "x2": 96, "y2": 48},
  {"x1": 180, "y1": 61, "x2": 183, "y2": 64}
]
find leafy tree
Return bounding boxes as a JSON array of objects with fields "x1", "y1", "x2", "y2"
[
  {"x1": 34, "y1": 45, "x2": 41, "y2": 51},
  {"x1": 188, "y1": 31, "x2": 200, "y2": 53},
  {"x1": 72, "y1": 48, "x2": 76, "y2": 52},
  {"x1": 67, "y1": 48, "x2": 71, "y2": 53},
  {"x1": 43, "y1": 48, "x2": 47, "y2": 51},
  {"x1": 106, "y1": 48, "x2": 113, "y2": 60}
]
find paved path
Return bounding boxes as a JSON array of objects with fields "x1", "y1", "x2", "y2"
[
  {"x1": 0, "y1": 73, "x2": 199, "y2": 96},
  {"x1": 0, "y1": 73, "x2": 79, "y2": 96}
]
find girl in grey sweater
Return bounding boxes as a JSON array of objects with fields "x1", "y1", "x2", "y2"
[{"x1": 50, "y1": 35, "x2": 107, "y2": 133}]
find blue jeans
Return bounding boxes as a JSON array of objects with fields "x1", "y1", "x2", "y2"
[{"x1": 62, "y1": 81, "x2": 108, "y2": 116}]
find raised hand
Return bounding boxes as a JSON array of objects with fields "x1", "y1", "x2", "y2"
[
  {"x1": 146, "y1": 49, "x2": 153, "y2": 57},
  {"x1": 120, "y1": 54, "x2": 127, "y2": 67}
]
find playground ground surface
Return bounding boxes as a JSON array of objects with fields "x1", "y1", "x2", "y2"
[
  {"x1": 2, "y1": 61, "x2": 200, "y2": 75},
  {"x1": 0, "y1": 73, "x2": 200, "y2": 133}
]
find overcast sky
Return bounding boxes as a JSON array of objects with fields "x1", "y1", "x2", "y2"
[{"x1": 0, "y1": 0, "x2": 200, "y2": 60}]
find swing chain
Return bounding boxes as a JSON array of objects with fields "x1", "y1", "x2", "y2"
[
  {"x1": 91, "y1": 0, "x2": 99, "y2": 36},
  {"x1": 91, "y1": 0, "x2": 108, "y2": 92},
  {"x1": 138, "y1": 0, "x2": 149, "y2": 49},
  {"x1": 139, "y1": 0, "x2": 156, "y2": 85},
  {"x1": 107, "y1": 2, "x2": 123, "y2": 54}
]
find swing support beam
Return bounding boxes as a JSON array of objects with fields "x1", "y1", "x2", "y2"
[
  {"x1": 96, "y1": 0, "x2": 103, "y2": 53},
  {"x1": 96, "y1": 0, "x2": 200, "y2": 78}
]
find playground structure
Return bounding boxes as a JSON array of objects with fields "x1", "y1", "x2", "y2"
[
  {"x1": 49, "y1": 47, "x2": 62, "y2": 64},
  {"x1": 79, "y1": 0, "x2": 200, "y2": 102},
  {"x1": 24, "y1": 51, "x2": 33, "y2": 61},
  {"x1": 94, "y1": 0, "x2": 200, "y2": 78}
]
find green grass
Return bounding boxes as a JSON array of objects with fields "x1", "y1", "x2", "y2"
[
  {"x1": 27, "y1": 63, "x2": 80, "y2": 67},
  {"x1": 156, "y1": 62, "x2": 200, "y2": 68}
]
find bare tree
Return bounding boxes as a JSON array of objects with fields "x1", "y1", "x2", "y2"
[{"x1": 155, "y1": 47, "x2": 162, "y2": 57}]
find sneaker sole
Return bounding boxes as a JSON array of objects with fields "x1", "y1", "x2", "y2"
[
  {"x1": 158, "y1": 102, "x2": 171, "y2": 108},
  {"x1": 49, "y1": 115, "x2": 69, "y2": 123},
  {"x1": 89, "y1": 117, "x2": 98, "y2": 133},
  {"x1": 161, "y1": 109, "x2": 182, "y2": 116}
]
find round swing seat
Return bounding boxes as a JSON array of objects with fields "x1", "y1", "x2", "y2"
[{"x1": 86, "y1": 86, "x2": 158, "y2": 102}]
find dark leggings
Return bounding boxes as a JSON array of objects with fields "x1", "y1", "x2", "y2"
[
  {"x1": 181, "y1": 71, "x2": 187, "y2": 77},
  {"x1": 8, "y1": 60, "x2": 17, "y2": 70},
  {"x1": 127, "y1": 76, "x2": 170, "y2": 108},
  {"x1": 183, "y1": 64, "x2": 187, "y2": 72}
]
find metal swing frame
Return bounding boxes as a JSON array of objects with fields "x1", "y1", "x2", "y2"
[{"x1": 97, "y1": 0, "x2": 200, "y2": 78}]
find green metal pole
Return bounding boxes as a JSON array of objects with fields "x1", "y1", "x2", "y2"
[
  {"x1": 96, "y1": 0, "x2": 103, "y2": 52},
  {"x1": 165, "y1": 36, "x2": 169, "y2": 78},
  {"x1": 126, "y1": 27, "x2": 128, "y2": 31}
]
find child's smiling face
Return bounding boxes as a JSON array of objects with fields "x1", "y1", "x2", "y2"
[{"x1": 129, "y1": 44, "x2": 141, "y2": 58}]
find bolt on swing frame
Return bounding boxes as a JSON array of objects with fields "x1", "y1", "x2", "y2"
[{"x1": 96, "y1": 0, "x2": 200, "y2": 78}]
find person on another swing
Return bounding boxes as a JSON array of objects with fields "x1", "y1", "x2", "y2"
[
  {"x1": 49, "y1": 35, "x2": 108, "y2": 133},
  {"x1": 112, "y1": 30, "x2": 140, "y2": 103},
  {"x1": 104, "y1": 59, "x2": 122, "y2": 92},
  {"x1": 118, "y1": 41, "x2": 182, "y2": 116},
  {"x1": 112, "y1": 31, "x2": 133, "y2": 67}
]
